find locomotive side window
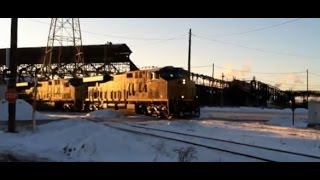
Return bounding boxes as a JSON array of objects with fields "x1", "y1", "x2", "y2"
[
  {"x1": 48, "y1": 81, "x2": 52, "y2": 85},
  {"x1": 126, "y1": 73, "x2": 133, "y2": 78}
]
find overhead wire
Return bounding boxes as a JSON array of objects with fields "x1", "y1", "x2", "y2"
[
  {"x1": 212, "y1": 18, "x2": 302, "y2": 37},
  {"x1": 21, "y1": 18, "x2": 320, "y2": 89},
  {"x1": 189, "y1": 64, "x2": 306, "y2": 74},
  {"x1": 309, "y1": 72, "x2": 320, "y2": 77},
  {"x1": 27, "y1": 18, "x2": 187, "y2": 41},
  {"x1": 193, "y1": 34, "x2": 320, "y2": 60}
]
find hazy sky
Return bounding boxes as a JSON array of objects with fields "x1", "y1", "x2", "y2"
[{"x1": 0, "y1": 18, "x2": 319, "y2": 91}]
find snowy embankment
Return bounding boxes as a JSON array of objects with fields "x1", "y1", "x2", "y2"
[
  {"x1": 86, "y1": 109, "x2": 125, "y2": 118},
  {"x1": 266, "y1": 117, "x2": 308, "y2": 128},
  {"x1": 201, "y1": 106, "x2": 307, "y2": 113},
  {"x1": 0, "y1": 99, "x2": 55, "y2": 121},
  {"x1": 0, "y1": 119, "x2": 253, "y2": 162},
  {"x1": 199, "y1": 106, "x2": 308, "y2": 122},
  {"x1": 0, "y1": 105, "x2": 317, "y2": 162}
]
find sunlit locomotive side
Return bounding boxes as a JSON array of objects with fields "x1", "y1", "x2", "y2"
[
  {"x1": 25, "y1": 79, "x2": 87, "y2": 111},
  {"x1": 85, "y1": 66, "x2": 200, "y2": 118}
]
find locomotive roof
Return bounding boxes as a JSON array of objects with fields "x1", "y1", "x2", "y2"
[{"x1": 131, "y1": 66, "x2": 186, "y2": 73}]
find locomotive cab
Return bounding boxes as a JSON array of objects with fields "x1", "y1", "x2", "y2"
[{"x1": 158, "y1": 66, "x2": 200, "y2": 118}]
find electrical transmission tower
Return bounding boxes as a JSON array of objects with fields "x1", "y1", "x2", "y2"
[{"x1": 41, "y1": 18, "x2": 84, "y2": 79}]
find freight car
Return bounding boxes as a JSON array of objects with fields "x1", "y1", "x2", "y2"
[{"x1": 85, "y1": 66, "x2": 200, "y2": 118}]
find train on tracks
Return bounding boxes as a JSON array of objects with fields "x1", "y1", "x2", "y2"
[{"x1": 23, "y1": 66, "x2": 200, "y2": 119}]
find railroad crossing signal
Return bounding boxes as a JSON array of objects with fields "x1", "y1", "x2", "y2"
[{"x1": 5, "y1": 88, "x2": 18, "y2": 103}]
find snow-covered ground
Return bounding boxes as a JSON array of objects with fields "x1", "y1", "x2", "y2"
[
  {"x1": 0, "y1": 99, "x2": 56, "y2": 121},
  {"x1": 201, "y1": 106, "x2": 307, "y2": 114},
  {"x1": 0, "y1": 106, "x2": 319, "y2": 162},
  {"x1": 86, "y1": 109, "x2": 125, "y2": 118},
  {"x1": 200, "y1": 106, "x2": 308, "y2": 123}
]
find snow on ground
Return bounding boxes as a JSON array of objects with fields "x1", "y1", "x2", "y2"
[
  {"x1": 0, "y1": 119, "x2": 256, "y2": 162},
  {"x1": 0, "y1": 106, "x2": 318, "y2": 162},
  {"x1": 86, "y1": 109, "x2": 125, "y2": 118},
  {"x1": 0, "y1": 99, "x2": 56, "y2": 121},
  {"x1": 199, "y1": 106, "x2": 307, "y2": 121},
  {"x1": 201, "y1": 106, "x2": 307, "y2": 114},
  {"x1": 266, "y1": 117, "x2": 308, "y2": 128},
  {"x1": 137, "y1": 119, "x2": 320, "y2": 159},
  {"x1": 45, "y1": 112, "x2": 87, "y2": 119}
]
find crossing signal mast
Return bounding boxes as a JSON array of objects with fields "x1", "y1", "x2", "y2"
[{"x1": 41, "y1": 18, "x2": 84, "y2": 79}]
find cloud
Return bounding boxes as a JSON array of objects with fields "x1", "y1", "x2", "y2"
[
  {"x1": 277, "y1": 74, "x2": 304, "y2": 90},
  {"x1": 223, "y1": 63, "x2": 252, "y2": 80}
]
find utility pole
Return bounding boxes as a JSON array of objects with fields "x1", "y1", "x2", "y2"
[
  {"x1": 7, "y1": 18, "x2": 18, "y2": 133},
  {"x1": 291, "y1": 92, "x2": 295, "y2": 126},
  {"x1": 211, "y1": 62, "x2": 214, "y2": 106},
  {"x1": 188, "y1": 29, "x2": 191, "y2": 78},
  {"x1": 307, "y1": 69, "x2": 309, "y2": 105},
  {"x1": 212, "y1": 63, "x2": 214, "y2": 80},
  {"x1": 32, "y1": 74, "x2": 38, "y2": 132},
  {"x1": 221, "y1": 73, "x2": 224, "y2": 107}
]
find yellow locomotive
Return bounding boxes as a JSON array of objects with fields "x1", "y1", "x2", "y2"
[
  {"x1": 23, "y1": 66, "x2": 200, "y2": 118},
  {"x1": 85, "y1": 66, "x2": 200, "y2": 118},
  {"x1": 24, "y1": 78, "x2": 88, "y2": 111}
]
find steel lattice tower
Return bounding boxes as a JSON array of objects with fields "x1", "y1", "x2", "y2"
[{"x1": 41, "y1": 18, "x2": 84, "y2": 79}]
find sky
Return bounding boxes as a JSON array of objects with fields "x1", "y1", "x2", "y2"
[{"x1": 0, "y1": 18, "x2": 319, "y2": 91}]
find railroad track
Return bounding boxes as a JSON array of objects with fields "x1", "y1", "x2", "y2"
[
  {"x1": 211, "y1": 120, "x2": 320, "y2": 136},
  {"x1": 86, "y1": 117, "x2": 320, "y2": 162}
]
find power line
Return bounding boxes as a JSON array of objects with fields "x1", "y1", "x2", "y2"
[
  {"x1": 193, "y1": 34, "x2": 320, "y2": 60},
  {"x1": 214, "y1": 18, "x2": 301, "y2": 37},
  {"x1": 189, "y1": 64, "x2": 306, "y2": 74},
  {"x1": 27, "y1": 18, "x2": 187, "y2": 41},
  {"x1": 82, "y1": 31, "x2": 187, "y2": 41},
  {"x1": 26, "y1": 18, "x2": 49, "y2": 25},
  {"x1": 130, "y1": 35, "x2": 187, "y2": 47},
  {"x1": 258, "y1": 79, "x2": 303, "y2": 86},
  {"x1": 215, "y1": 65, "x2": 306, "y2": 74},
  {"x1": 309, "y1": 72, "x2": 320, "y2": 77},
  {"x1": 255, "y1": 77, "x2": 320, "y2": 87}
]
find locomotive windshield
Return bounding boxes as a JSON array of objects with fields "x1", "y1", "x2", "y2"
[{"x1": 158, "y1": 66, "x2": 188, "y2": 80}]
